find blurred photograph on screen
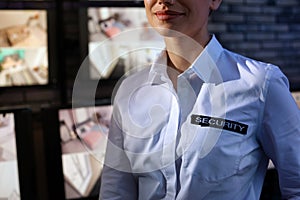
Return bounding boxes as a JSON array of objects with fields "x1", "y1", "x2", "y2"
[
  {"x1": 87, "y1": 7, "x2": 164, "y2": 80},
  {"x1": 58, "y1": 105, "x2": 113, "y2": 199},
  {"x1": 0, "y1": 10, "x2": 48, "y2": 87},
  {"x1": 0, "y1": 113, "x2": 20, "y2": 199}
]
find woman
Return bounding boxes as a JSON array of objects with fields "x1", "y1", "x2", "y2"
[{"x1": 100, "y1": 0, "x2": 300, "y2": 199}]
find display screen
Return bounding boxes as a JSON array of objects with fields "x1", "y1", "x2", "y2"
[
  {"x1": 292, "y1": 92, "x2": 300, "y2": 109},
  {"x1": 58, "y1": 105, "x2": 113, "y2": 199},
  {"x1": 0, "y1": 10, "x2": 48, "y2": 87},
  {"x1": 87, "y1": 7, "x2": 164, "y2": 80},
  {"x1": 0, "y1": 113, "x2": 20, "y2": 199}
]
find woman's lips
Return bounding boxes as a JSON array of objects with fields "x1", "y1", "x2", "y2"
[{"x1": 155, "y1": 10, "x2": 185, "y2": 21}]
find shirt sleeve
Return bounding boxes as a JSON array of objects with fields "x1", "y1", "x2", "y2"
[
  {"x1": 259, "y1": 67, "x2": 300, "y2": 199},
  {"x1": 99, "y1": 106, "x2": 138, "y2": 200}
]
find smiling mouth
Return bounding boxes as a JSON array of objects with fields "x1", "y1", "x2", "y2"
[{"x1": 155, "y1": 10, "x2": 185, "y2": 21}]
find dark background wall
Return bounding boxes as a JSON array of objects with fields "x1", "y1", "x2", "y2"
[
  {"x1": 210, "y1": 0, "x2": 300, "y2": 91},
  {"x1": 0, "y1": 0, "x2": 299, "y2": 199}
]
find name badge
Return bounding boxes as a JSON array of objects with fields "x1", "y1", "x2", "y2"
[{"x1": 191, "y1": 115, "x2": 248, "y2": 135}]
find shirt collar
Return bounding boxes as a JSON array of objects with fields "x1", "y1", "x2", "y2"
[
  {"x1": 187, "y1": 35, "x2": 224, "y2": 84},
  {"x1": 148, "y1": 50, "x2": 171, "y2": 85},
  {"x1": 148, "y1": 35, "x2": 224, "y2": 85}
]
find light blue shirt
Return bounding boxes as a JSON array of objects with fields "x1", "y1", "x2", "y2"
[{"x1": 100, "y1": 35, "x2": 300, "y2": 200}]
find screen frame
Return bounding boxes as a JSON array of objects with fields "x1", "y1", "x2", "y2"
[
  {"x1": 0, "y1": 1, "x2": 59, "y2": 90},
  {"x1": 0, "y1": 107, "x2": 36, "y2": 200},
  {"x1": 42, "y1": 98, "x2": 112, "y2": 200}
]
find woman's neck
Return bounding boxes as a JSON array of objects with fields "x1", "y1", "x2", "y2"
[{"x1": 164, "y1": 33, "x2": 211, "y2": 73}]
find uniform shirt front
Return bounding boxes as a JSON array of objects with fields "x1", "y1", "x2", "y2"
[{"x1": 100, "y1": 35, "x2": 300, "y2": 200}]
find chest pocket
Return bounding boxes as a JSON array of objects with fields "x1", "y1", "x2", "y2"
[{"x1": 182, "y1": 127, "x2": 260, "y2": 182}]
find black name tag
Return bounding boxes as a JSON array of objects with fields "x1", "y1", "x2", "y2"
[{"x1": 191, "y1": 115, "x2": 248, "y2": 135}]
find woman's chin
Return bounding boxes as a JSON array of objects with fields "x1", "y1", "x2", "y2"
[{"x1": 153, "y1": 26, "x2": 185, "y2": 38}]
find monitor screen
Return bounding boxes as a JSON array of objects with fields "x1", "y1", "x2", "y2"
[
  {"x1": 0, "y1": 10, "x2": 49, "y2": 87},
  {"x1": 0, "y1": 112, "x2": 20, "y2": 199},
  {"x1": 292, "y1": 92, "x2": 300, "y2": 109},
  {"x1": 86, "y1": 6, "x2": 164, "y2": 80},
  {"x1": 58, "y1": 104, "x2": 113, "y2": 199},
  {"x1": 0, "y1": 108, "x2": 34, "y2": 200}
]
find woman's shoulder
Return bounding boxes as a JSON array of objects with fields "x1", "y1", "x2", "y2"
[
  {"x1": 112, "y1": 66, "x2": 152, "y2": 99},
  {"x1": 121, "y1": 66, "x2": 152, "y2": 86},
  {"x1": 222, "y1": 48, "x2": 284, "y2": 79}
]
